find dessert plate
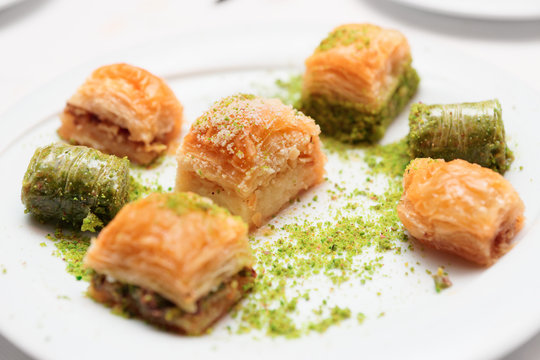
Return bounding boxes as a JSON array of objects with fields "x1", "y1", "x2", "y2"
[
  {"x1": 384, "y1": 0, "x2": 540, "y2": 20},
  {"x1": 0, "y1": 24, "x2": 539, "y2": 360}
]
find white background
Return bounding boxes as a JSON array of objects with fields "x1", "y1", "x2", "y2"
[{"x1": 0, "y1": 0, "x2": 539, "y2": 359}]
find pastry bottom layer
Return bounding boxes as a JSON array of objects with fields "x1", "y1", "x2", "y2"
[
  {"x1": 58, "y1": 105, "x2": 167, "y2": 165},
  {"x1": 301, "y1": 65, "x2": 420, "y2": 143},
  {"x1": 89, "y1": 269, "x2": 255, "y2": 335},
  {"x1": 176, "y1": 161, "x2": 324, "y2": 228}
]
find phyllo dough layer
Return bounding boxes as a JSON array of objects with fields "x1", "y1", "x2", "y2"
[
  {"x1": 58, "y1": 63, "x2": 183, "y2": 165},
  {"x1": 84, "y1": 192, "x2": 254, "y2": 320},
  {"x1": 301, "y1": 23, "x2": 419, "y2": 143},
  {"x1": 176, "y1": 94, "x2": 326, "y2": 228},
  {"x1": 397, "y1": 158, "x2": 525, "y2": 266}
]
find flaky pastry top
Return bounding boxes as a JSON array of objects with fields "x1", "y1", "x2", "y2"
[
  {"x1": 400, "y1": 158, "x2": 524, "y2": 245},
  {"x1": 84, "y1": 192, "x2": 253, "y2": 313},
  {"x1": 67, "y1": 63, "x2": 183, "y2": 144},
  {"x1": 178, "y1": 94, "x2": 324, "y2": 197},
  {"x1": 303, "y1": 24, "x2": 412, "y2": 110}
]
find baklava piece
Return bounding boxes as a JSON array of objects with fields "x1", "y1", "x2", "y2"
[
  {"x1": 301, "y1": 23, "x2": 420, "y2": 143},
  {"x1": 84, "y1": 192, "x2": 255, "y2": 335},
  {"x1": 176, "y1": 94, "x2": 326, "y2": 228},
  {"x1": 408, "y1": 99, "x2": 513, "y2": 174},
  {"x1": 21, "y1": 143, "x2": 129, "y2": 231},
  {"x1": 397, "y1": 158, "x2": 525, "y2": 266},
  {"x1": 58, "y1": 63, "x2": 183, "y2": 165}
]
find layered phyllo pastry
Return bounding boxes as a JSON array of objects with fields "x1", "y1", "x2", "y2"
[
  {"x1": 84, "y1": 192, "x2": 255, "y2": 335},
  {"x1": 301, "y1": 23, "x2": 420, "y2": 143},
  {"x1": 21, "y1": 143, "x2": 129, "y2": 231},
  {"x1": 176, "y1": 94, "x2": 326, "y2": 228},
  {"x1": 408, "y1": 99, "x2": 513, "y2": 174},
  {"x1": 397, "y1": 158, "x2": 525, "y2": 266},
  {"x1": 58, "y1": 63, "x2": 183, "y2": 165}
]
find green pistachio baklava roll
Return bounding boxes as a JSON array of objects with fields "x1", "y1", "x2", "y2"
[
  {"x1": 408, "y1": 99, "x2": 513, "y2": 174},
  {"x1": 21, "y1": 143, "x2": 130, "y2": 230}
]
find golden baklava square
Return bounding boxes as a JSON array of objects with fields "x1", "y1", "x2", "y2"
[{"x1": 176, "y1": 94, "x2": 326, "y2": 228}]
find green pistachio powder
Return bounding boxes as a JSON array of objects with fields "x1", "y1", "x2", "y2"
[{"x1": 37, "y1": 74, "x2": 451, "y2": 339}]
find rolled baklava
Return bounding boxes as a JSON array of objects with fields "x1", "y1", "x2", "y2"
[
  {"x1": 301, "y1": 23, "x2": 420, "y2": 143},
  {"x1": 21, "y1": 143, "x2": 130, "y2": 231},
  {"x1": 58, "y1": 63, "x2": 183, "y2": 165},
  {"x1": 408, "y1": 99, "x2": 513, "y2": 174},
  {"x1": 397, "y1": 158, "x2": 525, "y2": 266},
  {"x1": 84, "y1": 192, "x2": 255, "y2": 335},
  {"x1": 176, "y1": 94, "x2": 326, "y2": 228}
]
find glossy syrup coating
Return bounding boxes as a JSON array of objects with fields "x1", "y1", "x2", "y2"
[
  {"x1": 84, "y1": 192, "x2": 253, "y2": 313},
  {"x1": 397, "y1": 158, "x2": 524, "y2": 266},
  {"x1": 58, "y1": 63, "x2": 183, "y2": 165},
  {"x1": 408, "y1": 99, "x2": 513, "y2": 173},
  {"x1": 176, "y1": 94, "x2": 326, "y2": 228},
  {"x1": 21, "y1": 143, "x2": 130, "y2": 230}
]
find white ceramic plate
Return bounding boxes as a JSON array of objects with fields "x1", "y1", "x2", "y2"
[
  {"x1": 0, "y1": 25, "x2": 539, "y2": 360},
  {"x1": 384, "y1": 0, "x2": 540, "y2": 20}
]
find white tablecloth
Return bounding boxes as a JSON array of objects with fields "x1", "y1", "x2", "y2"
[{"x1": 0, "y1": 0, "x2": 539, "y2": 359}]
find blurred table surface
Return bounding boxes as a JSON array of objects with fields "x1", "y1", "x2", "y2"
[{"x1": 0, "y1": 0, "x2": 539, "y2": 359}]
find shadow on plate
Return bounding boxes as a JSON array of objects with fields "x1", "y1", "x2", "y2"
[
  {"x1": 0, "y1": 333, "x2": 34, "y2": 360},
  {"x1": 361, "y1": 0, "x2": 540, "y2": 41},
  {"x1": 0, "y1": 0, "x2": 49, "y2": 30},
  {"x1": 500, "y1": 329, "x2": 540, "y2": 360}
]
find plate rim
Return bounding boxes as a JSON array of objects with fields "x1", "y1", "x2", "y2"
[{"x1": 384, "y1": 0, "x2": 540, "y2": 20}]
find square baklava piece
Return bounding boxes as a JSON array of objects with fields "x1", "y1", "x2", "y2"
[
  {"x1": 176, "y1": 94, "x2": 326, "y2": 228},
  {"x1": 301, "y1": 23, "x2": 420, "y2": 143},
  {"x1": 58, "y1": 63, "x2": 183, "y2": 165},
  {"x1": 84, "y1": 192, "x2": 255, "y2": 335}
]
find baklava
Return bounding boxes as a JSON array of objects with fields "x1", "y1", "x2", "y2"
[
  {"x1": 176, "y1": 94, "x2": 326, "y2": 228},
  {"x1": 397, "y1": 158, "x2": 525, "y2": 266},
  {"x1": 408, "y1": 99, "x2": 513, "y2": 174},
  {"x1": 58, "y1": 63, "x2": 183, "y2": 165},
  {"x1": 21, "y1": 143, "x2": 129, "y2": 231},
  {"x1": 301, "y1": 23, "x2": 420, "y2": 143},
  {"x1": 84, "y1": 192, "x2": 255, "y2": 335}
]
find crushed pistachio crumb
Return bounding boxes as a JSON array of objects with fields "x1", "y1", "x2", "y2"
[
  {"x1": 433, "y1": 267, "x2": 452, "y2": 293},
  {"x1": 46, "y1": 228, "x2": 93, "y2": 281},
  {"x1": 321, "y1": 137, "x2": 359, "y2": 160},
  {"x1": 273, "y1": 75, "x2": 303, "y2": 107},
  {"x1": 81, "y1": 212, "x2": 103, "y2": 232},
  {"x1": 308, "y1": 306, "x2": 351, "y2": 333},
  {"x1": 364, "y1": 138, "x2": 411, "y2": 178},
  {"x1": 317, "y1": 25, "x2": 372, "y2": 52},
  {"x1": 128, "y1": 174, "x2": 164, "y2": 202},
  {"x1": 163, "y1": 192, "x2": 230, "y2": 217}
]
